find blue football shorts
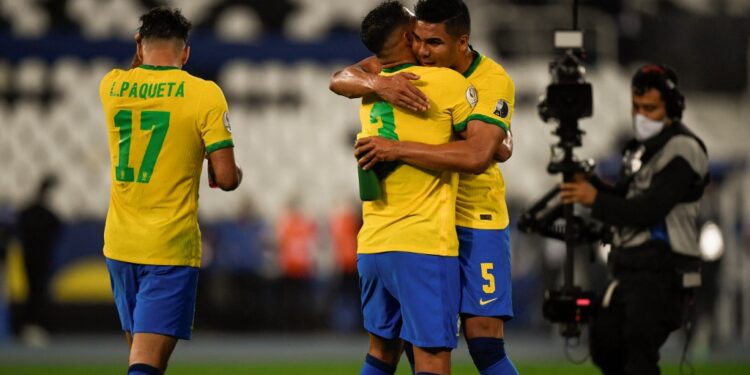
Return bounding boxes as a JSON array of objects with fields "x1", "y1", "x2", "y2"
[
  {"x1": 106, "y1": 258, "x2": 199, "y2": 340},
  {"x1": 457, "y1": 226, "x2": 514, "y2": 320},
  {"x1": 357, "y1": 252, "x2": 460, "y2": 349}
]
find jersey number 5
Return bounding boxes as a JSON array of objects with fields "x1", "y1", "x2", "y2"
[
  {"x1": 481, "y1": 262, "x2": 496, "y2": 294},
  {"x1": 114, "y1": 110, "x2": 170, "y2": 183}
]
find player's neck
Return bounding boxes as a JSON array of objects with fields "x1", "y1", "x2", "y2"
[
  {"x1": 455, "y1": 50, "x2": 476, "y2": 76},
  {"x1": 141, "y1": 51, "x2": 182, "y2": 69},
  {"x1": 378, "y1": 43, "x2": 418, "y2": 70},
  {"x1": 380, "y1": 58, "x2": 418, "y2": 70},
  {"x1": 378, "y1": 52, "x2": 418, "y2": 70}
]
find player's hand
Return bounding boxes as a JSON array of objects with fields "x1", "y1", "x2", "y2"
[
  {"x1": 372, "y1": 73, "x2": 429, "y2": 112},
  {"x1": 355, "y1": 136, "x2": 400, "y2": 170},
  {"x1": 495, "y1": 129, "x2": 513, "y2": 163},
  {"x1": 559, "y1": 181, "x2": 597, "y2": 206}
]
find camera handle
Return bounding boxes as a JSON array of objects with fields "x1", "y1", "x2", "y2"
[
  {"x1": 560, "y1": 118, "x2": 586, "y2": 338},
  {"x1": 518, "y1": 116, "x2": 601, "y2": 339}
]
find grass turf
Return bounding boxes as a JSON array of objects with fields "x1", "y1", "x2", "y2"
[{"x1": 1, "y1": 362, "x2": 749, "y2": 374}]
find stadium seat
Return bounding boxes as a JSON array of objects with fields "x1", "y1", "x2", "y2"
[
  {"x1": 14, "y1": 59, "x2": 47, "y2": 95},
  {"x1": 0, "y1": 60, "x2": 10, "y2": 94},
  {"x1": 66, "y1": 0, "x2": 143, "y2": 39},
  {"x1": 1, "y1": 0, "x2": 49, "y2": 37},
  {"x1": 215, "y1": 5, "x2": 262, "y2": 42}
]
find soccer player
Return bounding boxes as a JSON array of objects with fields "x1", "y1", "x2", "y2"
[
  {"x1": 99, "y1": 7, "x2": 241, "y2": 375},
  {"x1": 353, "y1": 2, "x2": 484, "y2": 375},
  {"x1": 331, "y1": 1, "x2": 519, "y2": 374}
]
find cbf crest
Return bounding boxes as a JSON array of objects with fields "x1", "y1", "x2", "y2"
[
  {"x1": 465, "y1": 85, "x2": 478, "y2": 107},
  {"x1": 223, "y1": 111, "x2": 232, "y2": 133}
]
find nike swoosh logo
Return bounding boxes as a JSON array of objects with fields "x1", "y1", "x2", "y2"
[{"x1": 479, "y1": 298, "x2": 498, "y2": 306}]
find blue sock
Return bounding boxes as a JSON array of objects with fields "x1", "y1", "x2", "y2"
[
  {"x1": 481, "y1": 357, "x2": 519, "y2": 375},
  {"x1": 128, "y1": 363, "x2": 162, "y2": 375},
  {"x1": 360, "y1": 354, "x2": 396, "y2": 375},
  {"x1": 467, "y1": 337, "x2": 519, "y2": 375},
  {"x1": 403, "y1": 342, "x2": 415, "y2": 374}
]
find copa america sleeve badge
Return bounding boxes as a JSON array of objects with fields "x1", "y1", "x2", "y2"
[
  {"x1": 494, "y1": 99, "x2": 509, "y2": 118},
  {"x1": 223, "y1": 111, "x2": 232, "y2": 133}
]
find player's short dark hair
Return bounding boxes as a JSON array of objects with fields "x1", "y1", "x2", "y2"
[
  {"x1": 360, "y1": 1, "x2": 412, "y2": 55},
  {"x1": 632, "y1": 64, "x2": 685, "y2": 119},
  {"x1": 138, "y1": 6, "x2": 192, "y2": 43},
  {"x1": 414, "y1": 0, "x2": 470, "y2": 37}
]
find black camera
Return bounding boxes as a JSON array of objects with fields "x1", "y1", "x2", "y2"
[
  {"x1": 518, "y1": 30, "x2": 604, "y2": 339},
  {"x1": 543, "y1": 288, "x2": 595, "y2": 338},
  {"x1": 544, "y1": 289, "x2": 594, "y2": 323},
  {"x1": 538, "y1": 32, "x2": 593, "y2": 154},
  {"x1": 538, "y1": 51, "x2": 593, "y2": 123}
]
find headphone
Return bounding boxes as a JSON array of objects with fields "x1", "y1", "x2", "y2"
[{"x1": 634, "y1": 64, "x2": 685, "y2": 120}]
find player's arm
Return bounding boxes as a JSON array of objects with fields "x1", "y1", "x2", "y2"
[
  {"x1": 201, "y1": 81, "x2": 241, "y2": 191},
  {"x1": 474, "y1": 73, "x2": 515, "y2": 163},
  {"x1": 356, "y1": 119, "x2": 504, "y2": 174},
  {"x1": 207, "y1": 149, "x2": 242, "y2": 191},
  {"x1": 458, "y1": 123, "x2": 512, "y2": 163},
  {"x1": 329, "y1": 56, "x2": 429, "y2": 112}
]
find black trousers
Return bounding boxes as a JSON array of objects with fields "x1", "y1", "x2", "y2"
[
  {"x1": 22, "y1": 246, "x2": 53, "y2": 327},
  {"x1": 590, "y1": 249, "x2": 690, "y2": 375}
]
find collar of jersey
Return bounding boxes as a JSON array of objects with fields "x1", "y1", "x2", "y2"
[
  {"x1": 382, "y1": 63, "x2": 415, "y2": 73},
  {"x1": 139, "y1": 65, "x2": 181, "y2": 71},
  {"x1": 462, "y1": 46, "x2": 482, "y2": 78}
]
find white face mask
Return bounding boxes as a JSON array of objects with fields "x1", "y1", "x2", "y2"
[{"x1": 633, "y1": 114, "x2": 665, "y2": 142}]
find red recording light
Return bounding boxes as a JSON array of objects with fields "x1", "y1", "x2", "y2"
[{"x1": 576, "y1": 298, "x2": 591, "y2": 307}]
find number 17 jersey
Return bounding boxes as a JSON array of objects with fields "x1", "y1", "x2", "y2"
[{"x1": 99, "y1": 65, "x2": 234, "y2": 267}]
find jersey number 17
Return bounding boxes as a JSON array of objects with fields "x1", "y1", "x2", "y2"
[{"x1": 113, "y1": 109, "x2": 170, "y2": 183}]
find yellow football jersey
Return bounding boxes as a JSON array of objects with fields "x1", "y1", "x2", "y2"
[
  {"x1": 455, "y1": 51, "x2": 515, "y2": 230},
  {"x1": 357, "y1": 64, "x2": 476, "y2": 257},
  {"x1": 99, "y1": 65, "x2": 234, "y2": 267}
]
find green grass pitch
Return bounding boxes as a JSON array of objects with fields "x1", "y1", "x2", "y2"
[{"x1": 1, "y1": 362, "x2": 748, "y2": 374}]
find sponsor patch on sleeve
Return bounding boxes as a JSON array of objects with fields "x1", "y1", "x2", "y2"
[{"x1": 494, "y1": 99, "x2": 509, "y2": 118}]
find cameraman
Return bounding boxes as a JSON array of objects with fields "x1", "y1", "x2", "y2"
[{"x1": 560, "y1": 65, "x2": 708, "y2": 375}]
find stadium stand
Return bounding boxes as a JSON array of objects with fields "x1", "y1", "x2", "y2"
[{"x1": 0, "y1": 1, "x2": 747, "y2": 345}]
